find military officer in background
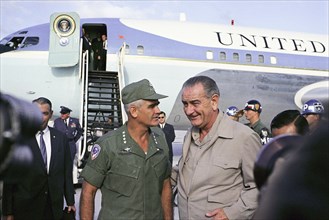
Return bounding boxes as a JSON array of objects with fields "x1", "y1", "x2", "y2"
[
  {"x1": 54, "y1": 106, "x2": 83, "y2": 161},
  {"x1": 301, "y1": 99, "x2": 325, "y2": 133},
  {"x1": 244, "y1": 99, "x2": 271, "y2": 145}
]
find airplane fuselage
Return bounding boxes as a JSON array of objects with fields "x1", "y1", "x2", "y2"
[{"x1": 1, "y1": 16, "x2": 328, "y2": 130}]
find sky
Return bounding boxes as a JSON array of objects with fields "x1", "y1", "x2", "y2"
[{"x1": 0, "y1": 0, "x2": 328, "y2": 39}]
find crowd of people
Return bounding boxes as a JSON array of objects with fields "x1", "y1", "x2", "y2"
[{"x1": 1, "y1": 75, "x2": 327, "y2": 220}]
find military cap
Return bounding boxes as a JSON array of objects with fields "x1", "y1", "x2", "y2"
[
  {"x1": 60, "y1": 106, "x2": 72, "y2": 114},
  {"x1": 244, "y1": 99, "x2": 262, "y2": 113},
  {"x1": 121, "y1": 79, "x2": 167, "y2": 104}
]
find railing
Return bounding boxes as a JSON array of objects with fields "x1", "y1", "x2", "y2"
[
  {"x1": 81, "y1": 51, "x2": 89, "y2": 169},
  {"x1": 78, "y1": 47, "x2": 88, "y2": 170},
  {"x1": 118, "y1": 42, "x2": 128, "y2": 123}
]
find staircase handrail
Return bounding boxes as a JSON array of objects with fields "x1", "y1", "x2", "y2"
[
  {"x1": 81, "y1": 52, "x2": 89, "y2": 168},
  {"x1": 118, "y1": 42, "x2": 128, "y2": 123},
  {"x1": 78, "y1": 49, "x2": 88, "y2": 168}
]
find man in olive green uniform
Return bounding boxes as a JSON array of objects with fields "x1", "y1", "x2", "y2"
[
  {"x1": 244, "y1": 99, "x2": 271, "y2": 145},
  {"x1": 80, "y1": 79, "x2": 173, "y2": 220}
]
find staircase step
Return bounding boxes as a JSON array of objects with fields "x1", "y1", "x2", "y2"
[
  {"x1": 88, "y1": 84, "x2": 119, "y2": 89},
  {"x1": 82, "y1": 70, "x2": 123, "y2": 141}
]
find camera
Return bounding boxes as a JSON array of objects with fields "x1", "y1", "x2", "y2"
[{"x1": 0, "y1": 92, "x2": 42, "y2": 180}]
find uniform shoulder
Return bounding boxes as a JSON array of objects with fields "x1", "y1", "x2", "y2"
[
  {"x1": 54, "y1": 117, "x2": 61, "y2": 122},
  {"x1": 151, "y1": 126, "x2": 165, "y2": 135},
  {"x1": 96, "y1": 126, "x2": 123, "y2": 144}
]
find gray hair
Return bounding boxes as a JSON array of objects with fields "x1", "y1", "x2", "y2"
[
  {"x1": 182, "y1": 75, "x2": 220, "y2": 98},
  {"x1": 124, "y1": 99, "x2": 144, "y2": 114}
]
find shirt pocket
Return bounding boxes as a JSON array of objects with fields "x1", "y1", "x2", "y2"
[
  {"x1": 152, "y1": 155, "x2": 169, "y2": 180},
  {"x1": 207, "y1": 158, "x2": 241, "y2": 204},
  {"x1": 104, "y1": 159, "x2": 140, "y2": 196},
  {"x1": 209, "y1": 158, "x2": 241, "y2": 187}
]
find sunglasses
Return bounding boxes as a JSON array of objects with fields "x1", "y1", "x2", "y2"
[{"x1": 158, "y1": 116, "x2": 164, "y2": 119}]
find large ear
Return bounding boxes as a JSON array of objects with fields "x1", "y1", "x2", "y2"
[
  {"x1": 211, "y1": 94, "x2": 219, "y2": 111},
  {"x1": 129, "y1": 105, "x2": 138, "y2": 118}
]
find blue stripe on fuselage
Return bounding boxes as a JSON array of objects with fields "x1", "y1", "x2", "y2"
[{"x1": 2, "y1": 18, "x2": 328, "y2": 71}]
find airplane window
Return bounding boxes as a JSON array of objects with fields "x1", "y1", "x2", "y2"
[
  {"x1": 258, "y1": 55, "x2": 264, "y2": 63},
  {"x1": 21, "y1": 37, "x2": 39, "y2": 48},
  {"x1": 206, "y1": 50, "x2": 213, "y2": 60},
  {"x1": 125, "y1": 44, "x2": 129, "y2": 54},
  {"x1": 220, "y1": 52, "x2": 226, "y2": 60},
  {"x1": 18, "y1": 31, "x2": 28, "y2": 34},
  {"x1": 233, "y1": 53, "x2": 239, "y2": 61},
  {"x1": 137, "y1": 45, "x2": 144, "y2": 55},
  {"x1": 5, "y1": 37, "x2": 24, "y2": 49},
  {"x1": 270, "y1": 56, "x2": 277, "y2": 64},
  {"x1": 246, "y1": 54, "x2": 252, "y2": 62}
]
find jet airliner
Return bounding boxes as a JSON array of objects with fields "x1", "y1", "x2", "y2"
[{"x1": 1, "y1": 12, "x2": 328, "y2": 182}]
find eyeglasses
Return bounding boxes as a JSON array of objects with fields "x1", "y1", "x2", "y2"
[{"x1": 158, "y1": 117, "x2": 164, "y2": 119}]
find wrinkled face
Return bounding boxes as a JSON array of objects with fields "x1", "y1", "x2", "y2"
[
  {"x1": 60, "y1": 113, "x2": 70, "y2": 120},
  {"x1": 134, "y1": 100, "x2": 161, "y2": 127},
  {"x1": 181, "y1": 83, "x2": 218, "y2": 129},
  {"x1": 158, "y1": 113, "x2": 166, "y2": 124},
  {"x1": 36, "y1": 103, "x2": 53, "y2": 130}
]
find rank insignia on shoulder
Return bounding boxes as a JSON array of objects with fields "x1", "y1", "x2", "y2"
[{"x1": 91, "y1": 144, "x2": 101, "y2": 160}]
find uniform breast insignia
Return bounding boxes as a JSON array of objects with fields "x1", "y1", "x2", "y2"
[
  {"x1": 70, "y1": 123, "x2": 76, "y2": 128},
  {"x1": 260, "y1": 129, "x2": 271, "y2": 145},
  {"x1": 120, "y1": 147, "x2": 131, "y2": 153},
  {"x1": 91, "y1": 144, "x2": 101, "y2": 160}
]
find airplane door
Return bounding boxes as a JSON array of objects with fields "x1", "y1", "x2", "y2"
[{"x1": 48, "y1": 12, "x2": 80, "y2": 67}]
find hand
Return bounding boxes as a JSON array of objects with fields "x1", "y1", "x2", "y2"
[
  {"x1": 205, "y1": 208, "x2": 229, "y2": 220},
  {"x1": 67, "y1": 205, "x2": 76, "y2": 213}
]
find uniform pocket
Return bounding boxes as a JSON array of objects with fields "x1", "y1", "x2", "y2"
[
  {"x1": 104, "y1": 159, "x2": 140, "y2": 196},
  {"x1": 153, "y1": 155, "x2": 168, "y2": 179}
]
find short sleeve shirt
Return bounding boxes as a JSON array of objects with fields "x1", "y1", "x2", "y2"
[{"x1": 81, "y1": 123, "x2": 171, "y2": 220}]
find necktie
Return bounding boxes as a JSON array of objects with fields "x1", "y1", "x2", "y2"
[
  {"x1": 64, "y1": 119, "x2": 68, "y2": 127},
  {"x1": 40, "y1": 131, "x2": 47, "y2": 167}
]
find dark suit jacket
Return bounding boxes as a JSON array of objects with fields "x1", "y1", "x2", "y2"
[
  {"x1": 158, "y1": 123, "x2": 175, "y2": 164},
  {"x1": 82, "y1": 36, "x2": 91, "y2": 52},
  {"x1": 2, "y1": 127, "x2": 75, "y2": 220},
  {"x1": 54, "y1": 117, "x2": 83, "y2": 160}
]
